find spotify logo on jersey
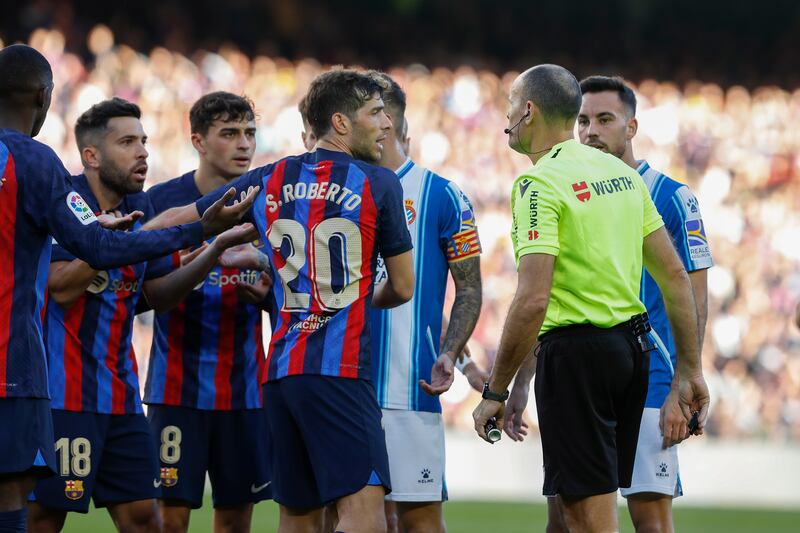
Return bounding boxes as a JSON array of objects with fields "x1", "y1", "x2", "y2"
[{"x1": 85, "y1": 271, "x2": 140, "y2": 294}]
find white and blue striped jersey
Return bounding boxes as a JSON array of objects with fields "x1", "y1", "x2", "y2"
[
  {"x1": 371, "y1": 159, "x2": 481, "y2": 413},
  {"x1": 638, "y1": 160, "x2": 713, "y2": 408}
]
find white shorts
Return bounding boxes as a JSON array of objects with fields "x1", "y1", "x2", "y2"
[
  {"x1": 382, "y1": 409, "x2": 446, "y2": 502},
  {"x1": 621, "y1": 407, "x2": 683, "y2": 498}
]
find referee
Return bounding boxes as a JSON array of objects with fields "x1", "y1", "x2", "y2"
[{"x1": 473, "y1": 64, "x2": 710, "y2": 532}]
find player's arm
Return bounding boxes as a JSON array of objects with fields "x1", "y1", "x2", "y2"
[
  {"x1": 504, "y1": 343, "x2": 537, "y2": 441},
  {"x1": 473, "y1": 253, "x2": 553, "y2": 440},
  {"x1": 372, "y1": 171, "x2": 415, "y2": 308},
  {"x1": 142, "y1": 224, "x2": 259, "y2": 312},
  {"x1": 441, "y1": 257, "x2": 482, "y2": 362},
  {"x1": 643, "y1": 226, "x2": 708, "y2": 436},
  {"x1": 145, "y1": 167, "x2": 266, "y2": 231},
  {"x1": 688, "y1": 269, "x2": 708, "y2": 345},
  {"x1": 47, "y1": 260, "x2": 99, "y2": 309},
  {"x1": 372, "y1": 250, "x2": 414, "y2": 308}
]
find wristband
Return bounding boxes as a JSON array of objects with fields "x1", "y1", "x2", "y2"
[{"x1": 482, "y1": 382, "x2": 509, "y2": 402}]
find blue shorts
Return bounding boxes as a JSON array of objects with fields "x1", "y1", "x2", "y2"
[
  {"x1": 31, "y1": 410, "x2": 160, "y2": 512},
  {"x1": 0, "y1": 398, "x2": 56, "y2": 477},
  {"x1": 146, "y1": 405, "x2": 272, "y2": 508},
  {"x1": 262, "y1": 376, "x2": 391, "y2": 509}
]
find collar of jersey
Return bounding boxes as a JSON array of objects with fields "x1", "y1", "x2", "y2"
[
  {"x1": 395, "y1": 158, "x2": 414, "y2": 179},
  {"x1": 636, "y1": 160, "x2": 650, "y2": 174},
  {"x1": 533, "y1": 139, "x2": 576, "y2": 168}
]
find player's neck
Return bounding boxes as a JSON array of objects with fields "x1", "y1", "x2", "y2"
[
  {"x1": 622, "y1": 145, "x2": 638, "y2": 170},
  {"x1": 194, "y1": 162, "x2": 238, "y2": 195},
  {"x1": 84, "y1": 170, "x2": 124, "y2": 211},
  {"x1": 528, "y1": 129, "x2": 573, "y2": 165},
  {"x1": 315, "y1": 137, "x2": 353, "y2": 157},
  {"x1": 0, "y1": 110, "x2": 35, "y2": 137},
  {"x1": 379, "y1": 138, "x2": 408, "y2": 172}
]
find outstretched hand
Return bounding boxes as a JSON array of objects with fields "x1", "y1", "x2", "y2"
[
  {"x1": 97, "y1": 210, "x2": 144, "y2": 231},
  {"x1": 419, "y1": 353, "x2": 455, "y2": 396},
  {"x1": 200, "y1": 186, "x2": 260, "y2": 238}
]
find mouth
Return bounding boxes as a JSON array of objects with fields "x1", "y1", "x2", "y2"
[
  {"x1": 587, "y1": 141, "x2": 608, "y2": 152},
  {"x1": 131, "y1": 164, "x2": 148, "y2": 182},
  {"x1": 375, "y1": 136, "x2": 386, "y2": 149},
  {"x1": 232, "y1": 157, "x2": 251, "y2": 166}
]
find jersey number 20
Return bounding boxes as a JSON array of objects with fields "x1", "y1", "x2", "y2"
[{"x1": 268, "y1": 217, "x2": 363, "y2": 312}]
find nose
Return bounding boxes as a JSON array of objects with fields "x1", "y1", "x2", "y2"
[
  {"x1": 138, "y1": 142, "x2": 149, "y2": 159},
  {"x1": 237, "y1": 133, "x2": 253, "y2": 150},
  {"x1": 381, "y1": 112, "x2": 392, "y2": 132}
]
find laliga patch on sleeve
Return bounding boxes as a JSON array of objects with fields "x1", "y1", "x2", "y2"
[{"x1": 66, "y1": 192, "x2": 98, "y2": 225}]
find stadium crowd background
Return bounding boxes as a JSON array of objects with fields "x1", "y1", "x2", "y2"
[{"x1": 4, "y1": 19, "x2": 800, "y2": 443}]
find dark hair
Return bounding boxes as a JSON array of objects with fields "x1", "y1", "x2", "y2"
[
  {"x1": 518, "y1": 64, "x2": 582, "y2": 124},
  {"x1": 190, "y1": 91, "x2": 256, "y2": 135},
  {"x1": 74, "y1": 97, "x2": 141, "y2": 149},
  {"x1": 579, "y1": 75, "x2": 637, "y2": 116},
  {"x1": 298, "y1": 93, "x2": 310, "y2": 123},
  {"x1": 367, "y1": 71, "x2": 406, "y2": 137},
  {"x1": 304, "y1": 69, "x2": 387, "y2": 138},
  {"x1": 0, "y1": 44, "x2": 53, "y2": 97}
]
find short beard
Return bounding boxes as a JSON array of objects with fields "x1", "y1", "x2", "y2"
[{"x1": 98, "y1": 159, "x2": 142, "y2": 196}]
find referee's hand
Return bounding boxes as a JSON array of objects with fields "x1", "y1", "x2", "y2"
[{"x1": 473, "y1": 399, "x2": 504, "y2": 443}]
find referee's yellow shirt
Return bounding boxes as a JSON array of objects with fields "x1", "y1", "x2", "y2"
[{"x1": 510, "y1": 139, "x2": 664, "y2": 335}]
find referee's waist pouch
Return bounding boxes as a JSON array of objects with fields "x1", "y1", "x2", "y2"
[{"x1": 540, "y1": 313, "x2": 655, "y2": 353}]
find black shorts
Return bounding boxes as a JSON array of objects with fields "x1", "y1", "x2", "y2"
[{"x1": 535, "y1": 323, "x2": 649, "y2": 498}]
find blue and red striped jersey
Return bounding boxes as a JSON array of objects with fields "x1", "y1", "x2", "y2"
[
  {"x1": 44, "y1": 175, "x2": 173, "y2": 414},
  {"x1": 143, "y1": 172, "x2": 266, "y2": 410},
  {"x1": 0, "y1": 129, "x2": 202, "y2": 400},
  {"x1": 195, "y1": 149, "x2": 413, "y2": 383}
]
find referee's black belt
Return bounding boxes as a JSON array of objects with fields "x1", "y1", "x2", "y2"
[{"x1": 539, "y1": 312, "x2": 654, "y2": 352}]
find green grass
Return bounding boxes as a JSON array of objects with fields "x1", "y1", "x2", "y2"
[{"x1": 62, "y1": 499, "x2": 800, "y2": 532}]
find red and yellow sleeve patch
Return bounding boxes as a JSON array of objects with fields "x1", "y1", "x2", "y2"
[{"x1": 446, "y1": 227, "x2": 482, "y2": 262}]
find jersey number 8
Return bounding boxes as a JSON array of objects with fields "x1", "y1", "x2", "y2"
[{"x1": 268, "y1": 217, "x2": 363, "y2": 312}]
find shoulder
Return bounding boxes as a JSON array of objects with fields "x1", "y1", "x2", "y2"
[{"x1": 1, "y1": 131, "x2": 65, "y2": 174}]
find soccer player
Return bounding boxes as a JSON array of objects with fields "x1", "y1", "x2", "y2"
[
  {"x1": 28, "y1": 98, "x2": 257, "y2": 533},
  {"x1": 146, "y1": 69, "x2": 415, "y2": 533},
  {"x1": 577, "y1": 76, "x2": 713, "y2": 532},
  {"x1": 0, "y1": 45, "x2": 253, "y2": 533},
  {"x1": 366, "y1": 72, "x2": 486, "y2": 533},
  {"x1": 298, "y1": 94, "x2": 318, "y2": 151},
  {"x1": 143, "y1": 92, "x2": 272, "y2": 533},
  {"x1": 471, "y1": 64, "x2": 710, "y2": 533}
]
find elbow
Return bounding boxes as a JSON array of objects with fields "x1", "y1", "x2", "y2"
[
  {"x1": 48, "y1": 289, "x2": 78, "y2": 310},
  {"x1": 519, "y1": 295, "x2": 548, "y2": 317},
  {"x1": 396, "y1": 280, "x2": 415, "y2": 303}
]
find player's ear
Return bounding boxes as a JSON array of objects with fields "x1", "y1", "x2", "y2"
[
  {"x1": 330, "y1": 112, "x2": 350, "y2": 135},
  {"x1": 81, "y1": 145, "x2": 101, "y2": 170},
  {"x1": 627, "y1": 116, "x2": 638, "y2": 140},
  {"x1": 191, "y1": 132, "x2": 207, "y2": 155}
]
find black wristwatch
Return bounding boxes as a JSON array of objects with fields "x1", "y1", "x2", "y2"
[{"x1": 482, "y1": 382, "x2": 509, "y2": 402}]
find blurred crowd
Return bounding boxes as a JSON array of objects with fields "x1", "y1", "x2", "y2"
[{"x1": 16, "y1": 27, "x2": 800, "y2": 442}]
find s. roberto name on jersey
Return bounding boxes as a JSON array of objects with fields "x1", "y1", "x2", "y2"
[{"x1": 265, "y1": 179, "x2": 363, "y2": 212}]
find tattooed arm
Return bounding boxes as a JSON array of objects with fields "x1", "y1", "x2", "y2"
[
  {"x1": 419, "y1": 255, "x2": 483, "y2": 396},
  {"x1": 441, "y1": 256, "x2": 483, "y2": 360}
]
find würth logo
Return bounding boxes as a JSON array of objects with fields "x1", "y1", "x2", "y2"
[{"x1": 572, "y1": 181, "x2": 591, "y2": 202}]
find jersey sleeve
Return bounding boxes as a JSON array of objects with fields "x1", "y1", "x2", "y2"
[
  {"x1": 640, "y1": 178, "x2": 665, "y2": 237},
  {"x1": 194, "y1": 165, "x2": 269, "y2": 224},
  {"x1": 376, "y1": 172, "x2": 413, "y2": 258},
  {"x1": 143, "y1": 253, "x2": 176, "y2": 280},
  {"x1": 511, "y1": 174, "x2": 560, "y2": 264},
  {"x1": 665, "y1": 186, "x2": 714, "y2": 271},
  {"x1": 439, "y1": 182, "x2": 482, "y2": 262},
  {"x1": 50, "y1": 239, "x2": 77, "y2": 263},
  {"x1": 32, "y1": 151, "x2": 205, "y2": 270}
]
